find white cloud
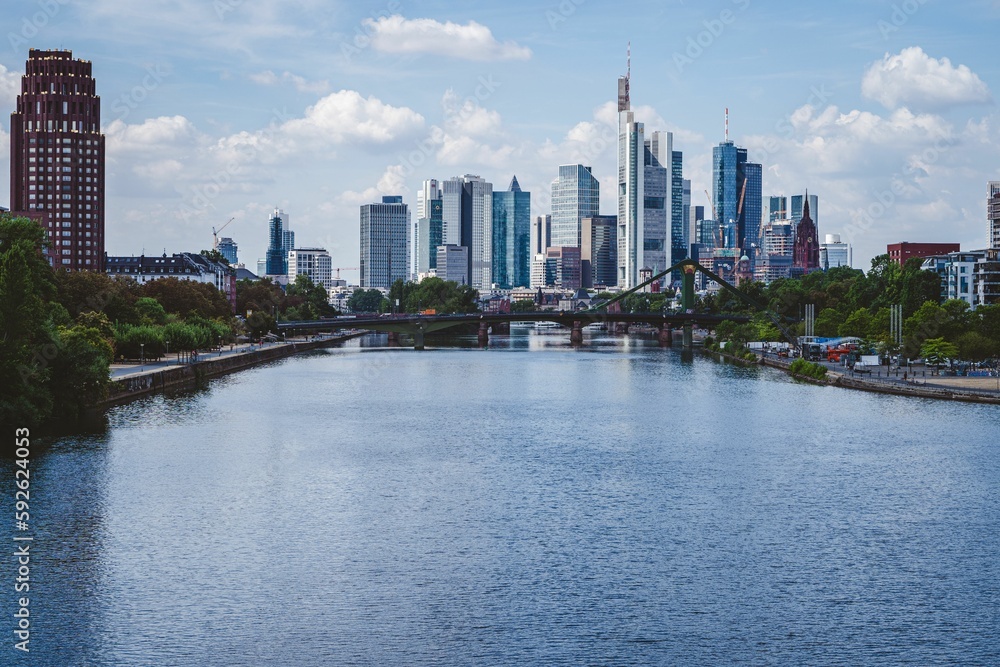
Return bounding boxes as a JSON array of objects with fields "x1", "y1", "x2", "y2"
[
  {"x1": 0, "y1": 64, "x2": 19, "y2": 110},
  {"x1": 337, "y1": 164, "x2": 408, "y2": 206},
  {"x1": 250, "y1": 70, "x2": 329, "y2": 95},
  {"x1": 282, "y1": 90, "x2": 425, "y2": 144},
  {"x1": 363, "y1": 15, "x2": 531, "y2": 61},
  {"x1": 250, "y1": 70, "x2": 280, "y2": 86},
  {"x1": 861, "y1": 46, "x2": 992, "y2": 111},
  {"x1": 105, "y1": 116, "x2": 198, "y2": 152}
]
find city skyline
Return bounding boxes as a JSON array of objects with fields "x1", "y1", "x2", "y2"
[{"x1": 1, "y1": 1, "x2": 999, "y2": 274}]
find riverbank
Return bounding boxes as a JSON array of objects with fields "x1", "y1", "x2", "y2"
[
  {"x1": 97, "y1": 331, "x2": 363, "y2": 410},
  {"x1": 757, "y1": 353, "x2": 1000, "y2": 405}
]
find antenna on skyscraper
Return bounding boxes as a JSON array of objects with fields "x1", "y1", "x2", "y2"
[{"x1": 725, "y1": 107, "x2": 729, "y2": 143}]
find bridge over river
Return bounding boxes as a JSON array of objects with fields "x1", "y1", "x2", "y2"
[{"x1": 277, "y1": 259, "x2": 798, "y2": 350}]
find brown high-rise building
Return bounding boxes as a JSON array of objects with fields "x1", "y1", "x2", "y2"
[{"x1": 10, "y1": 49, "x2": 105, "y2": 271}]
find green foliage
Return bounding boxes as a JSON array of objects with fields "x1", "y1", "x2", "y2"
[
  {"x1": 920, "y1": 337, "x2": 959, "y2": 367},
  {"x1": 511, "y1": 299, "x2": 536, "y2": 313},
  {"x1": 386, "y1": 278, "x2": 480, "y2": 314},
  {"x1": 48, "y1": 324, "x2": 114, "y2": 421},
  {"x1": 199, "y1": 249, "x2": 230, "y2": 265},
  {"x1": 347, "y1": 288, "x2": 388, "y2": 313},
  {"x1": 140, "y1": 277, "x2": 231, "y2": 320},
  {"x1": 789, "y1": 358, "x2": 829, "y2": 380},
  {"x1": 284, "y1": 274, "x2": 337, "y2": 320},
  {"x1": 135, "y1": 296, "x2": 168, "y2": 325}
]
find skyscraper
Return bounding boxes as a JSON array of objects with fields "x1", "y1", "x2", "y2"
[
  {"x1": 712, "y1": 119, "x2": 761, "y2": 264},
  {"x1": 10, "y1": 49, "x2": 105, "y2": 270},
  {"x1": 265, "y1": 208, "x2": 291, "y2": 276},
  {"x1": 550, "y1": 164, "x2": 600, "y2": 248},
  {"x1": 989, "y1": 181, "x2": 1000, "y2": 249},
  {"x1": 492, "y1": 175, "x2": 531, "y2": 289},
  {"x1": 790, "y1": 193, "x2": 819, "y2": 230},
  {"x1": 413, "y1": 179, "x2": 441, "y2": 279},
  {"x1": 217, "y1": 237, "x2": 238, "y2": 265},
  {"x1": 411, "y1": 198, "x2": 443, "y2": 280},
  {"x1": 616, "y1": 55, "x2": 683, "y2": 288},
  {"x1": 581, "y1": 215, "x2": 617, "y2": 288},
  {"x1": 531, "y1": 214, "x2": 551, "y2": 257},
  {"x1": 617, "y1": 107, "x2": 644, "y2": 288},
  {"x1": 441, "y1": 174, "x2": 493, "y2": 289},
  {"x1": 360, "y1": 196, "x2": 409, "y2": 288}
]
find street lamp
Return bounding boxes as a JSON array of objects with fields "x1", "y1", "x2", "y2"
[
  {"x1": 140, "y1": 343, "x2": 145, "y2": 366},
  {"x1": 166, "y1": 339, "x2": 170, "y2": 360}
]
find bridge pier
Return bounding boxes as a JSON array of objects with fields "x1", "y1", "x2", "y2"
[
  {"x1": 658, "y1": 326, "x2": 673, "y2": 347},
  {"x1": 387, "y1": 331, "x2": 401, "y2": 347},
  {"x1": 413, "y1": 324, "x2": 425, "y2": 351},
  {"x1": 570, "y1": 321, "x2": 584, "y2": 345},
  {"x1": 478, "y1": 322, "x2": 489, "y2": 347},
  {"x1": 682, "y1": 323, "x2": 693, "y2": 349},
  {"x1": 615, "y1": 322, "x2": 629, "y2": 334}
]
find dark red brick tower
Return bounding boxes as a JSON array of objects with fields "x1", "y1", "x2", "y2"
[
  {"x1": 10, "y1": 49, "x2": 105, "y2": 271},
  {"x1": 793, "y1": 191, "x2": 819, "y2": 273}
]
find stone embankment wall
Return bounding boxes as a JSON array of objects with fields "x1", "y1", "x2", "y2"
[{"x1": 100, "y1": 335, "x2": 358, "y2": 409}]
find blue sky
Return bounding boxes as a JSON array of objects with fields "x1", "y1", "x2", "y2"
[{"x1": 1, "y1": 0, "x2": 998, "y2": 274}]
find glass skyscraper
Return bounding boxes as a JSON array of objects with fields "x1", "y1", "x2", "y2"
[
  {"x1": 491, "y1": 176, "x2": 531, "y2": 289},
  {"x1": 265, "y1": 208, "x2": 291, "y2": 276},
  {"x1": 550, "y1": 164, "x2": 600, "y2": 248},
  {"x1": 712, "y1": 140, "x2": 761, "y2": 264}
]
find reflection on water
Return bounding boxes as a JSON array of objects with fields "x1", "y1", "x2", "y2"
[{"x1": 4, "y1": 329, "x2": 999, "y2": 666}]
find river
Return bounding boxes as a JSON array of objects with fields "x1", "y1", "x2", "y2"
[{"x1": 4, "y1": 327, "x2": 999, "y2": 665}]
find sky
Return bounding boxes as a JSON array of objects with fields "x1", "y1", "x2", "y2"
[{"x1": 1, "y1": 0, "x2": 998, "y2": 276}]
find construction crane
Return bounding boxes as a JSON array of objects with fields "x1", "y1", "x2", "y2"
[
  {"x1": 212, "y1": 217, "x2": 236, "y2": 250},
  {"x1": 333, "y1": 267, "x2": 359, "y2": 280}
]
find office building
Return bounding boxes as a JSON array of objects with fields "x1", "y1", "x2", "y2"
[
  {"x1": 755, "y1": 219, "x2": 795, "y2": 284},
  {"x1": 712, "y1": 130, "x2": 762, "y2": 263},
  {"x1": 790, "y1": 193, "x2": 818, "y2": 230},
  {"x1": 10, "y1": 49, "x2": 105, "y2": 270},
  {"x1": 616, "y1": 59, "x2": 683, "y2": 289},
  {"x1": 217, "y1": 237, "x2": 238, "y2": 265},
  {"x1": 551, "y1": 164, "x2": 600, "y2": 248},
  {"x1": 417, "y1": 179, "x2": 441, "y2": 220},
  {"x1": 411, "y1": 198, "x2": 443, "y2": 280},
  {"x1": 545, "y1": 246, "x2": 581, "y2": 290},
  {"x1": 887, "y1": 241, "x2": 961, "y2": 267},
  {"x1": 492, "y1": 175, "x2": 531, "y2": 289},
  {"x1": 819, "y1": 233, "x2": 850, "y2": 270},
  {"x1": 265, "y1": 209, "x2": 292, "y2": 276},
  {"x1": 766, "y1": 195, "x2": 788, "y2": 223},
  {"x1": 581, "y1": 215, "x2": 617, "y2": 288},
  {"x1": 989, "y1": 182, "x2": 1000, "y2": 249},
  {"x1": 360, "y1": 196, "x2": 409, "y2": 288},
  {"x1": 287, "y1": 247, "x2": 333, "y2": 289},
  {"x1": 532, "y1": 214, "x2": 551, "y2": 257},
  {"x1": 974, "y1": 248, "x2": 1000, "y2": 306},
  {"x1": 441, "y1": 174, "x2": 493, "y2": 289},
  {"x1": 436, "y1": 244, "x2": 469, "y2": 285}
]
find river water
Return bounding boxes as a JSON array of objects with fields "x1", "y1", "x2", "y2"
[{"x1": 5, "y1": 327, "x2": 1000, "y2": 665}]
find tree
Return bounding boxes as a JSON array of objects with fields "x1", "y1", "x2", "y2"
[
  {"x1": 511, "y1": 299, "x2": 536, "y2": 313},
  {"x1": 0, "y1": 216, "x2": 57, "y2": 428},
  {"x1": 135, "y1": 297, "x2": 168, "y2": 325},
  {"x1": 813, "y1": 308, "x2": 842, "y2": 337},
  {"x1": 199, "y1": 249, "x2": 230, "y2": 265},
  {"x1": 347, "y1": 288, "x2": 387, "y2": 313},
  {"x1": 237, "y1": 278, "x2": 285, "y2": 319},
  {"x1": 955, "y1": 331, "x2": 997, "y2": 362},
  {"x1": 920, "y1": 337, "x2": 958, "y2": 367},
  {"x1": 140, "y1": 277, "x2": 231, "y2": 320},
  {"x1": 55, "y1": 269, "x2": 140, "y2": 323},
  {"x1": 285, "y1": 274, "x2": 336, "y2": 320},
  {"x1": 48, "y1": 323, "x2": 114, "y2": 422}
]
